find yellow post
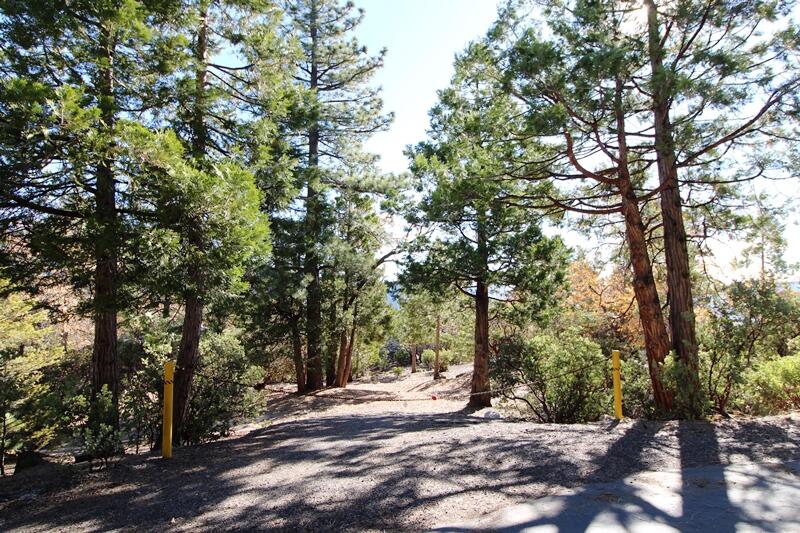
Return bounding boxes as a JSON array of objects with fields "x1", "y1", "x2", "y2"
[
  {"x1": 162, "y1": 361, "x2": 175, "y2": 459},
  {"x1": 612, "y1": 350, "x2": 623, "y2": 419}
]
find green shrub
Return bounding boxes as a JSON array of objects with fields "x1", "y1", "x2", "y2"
[
  {"x1": 391, "y1": 366, "x2": 404, "y2": 377},
  {"x1": 698, "y1": 278, "x2": 800, "y2": 415},
  {"x1": 179, "y1": 330, "x2": 263, "y2": 445},
  {"x1": 662, "y1": 354, "x2": 708, "y2": 419},
  {"x1": 118, "y1": 314, "x2": 176, "y2": 452},
  {"x1": 737, "y1": 355, "x2": 800, "y2": 415},
  {"x1": 77, "y1": 386, "x2": 123, "y2": 468},
  {"x1": 619, "y1": 351, "x2": 657, "y2": 419},
  {"x1": 421, "y1": 349, "x2": 434, "y2": 369},
  {"x1": 491, "y1": 330, "x2": 610, "y2": 423},
  {"x1": 118, "y1": 322, "x2": 263, "y2": 449},
  {"x1": 439, "y1": 350, "x2": 451, "y2": 372},
  {"x1": 421, "y1": 349, "x2": 450, "y2": 372},
  {"x1": 119, "y1": 354, "x2": 168, "y2": 453}
]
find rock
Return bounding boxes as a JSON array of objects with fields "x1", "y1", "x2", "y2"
[
  {"x1": 13, "y1": 451, "x2": 45, "y2": 474},
  {"x1": 468, "y1": 408, "x2": 504, "y2": 420},
  {"x1": 74, "y1": 453, "x2": 93, "y2": 464}
]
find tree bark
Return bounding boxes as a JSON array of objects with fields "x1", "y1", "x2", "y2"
[
  {"x1": 469, "y1": 208, "x2": 492, "y2": 408},
  {"x1": 644, "y1": 0, "x2": 700, "y2": 414},
  {"x1": 325, "y1": 302, "x2": 337, "y2": 386},
  {"x1": 434, "y1": 313, "x2": 441, "y2": 380},
  {"x1": 91, "y1": 22, "x2": 119, "y2": 415},
  {"x1": 470, "y1": 279, "x2": 492, "y2": 407},
  {"x1": 614, "y1": 75, "x2": 673, "y2": 412},
  {"x1": 411, "y1": 344, "x2": 417, "y2": 373},
  {"x1": 342, "y1": 316, "x2": 356, "y2": 387},
  {"x1": 172, "y1": 296, "x2": 203, "y2": 444},
  {"x1": 1, "y1": 414, "x2": 6, "y2": 476},
  {"x1": 304, "y1": 0, "x2": 324, "y2": 391},
  {"x1": 190, "y1": 3, "x2": 208, "y2": 159},
  {"x1": 291, "y1": 321, "x2": 306, "y2": 393},
  {"x1": 342, "y1": 321, "x2": 356, "y2": 388},
  {"x1": 335, "y1": 329, "x2": 348, "y2": 387}
]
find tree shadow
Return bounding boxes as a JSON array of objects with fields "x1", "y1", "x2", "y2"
[
  {"x1": 434, "y1": 419, "x2": 797, "y2": 532},
  {"x1": 2, "y1": 415, "x2": 797, "y2": 532},
  {"x1": 255, "y1": 387, "x2": 400, "y2": 422}
]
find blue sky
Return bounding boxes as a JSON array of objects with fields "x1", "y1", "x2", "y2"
[{"x1": 353, "y1": 0, "x2": 501, "y2": 174}]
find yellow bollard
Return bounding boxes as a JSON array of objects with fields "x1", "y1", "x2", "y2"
[
  {"x1": 612, "y1": 350, "x2": 623, "y2": 419},
  {"x1": 162, "y1": 361, "x2": 175, "y2": 459}
]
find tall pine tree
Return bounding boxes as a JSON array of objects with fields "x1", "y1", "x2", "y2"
[
  {"x1": 283, "y1": 0, "x2": 391, "y2": 390},
  {"x1": 0, "y1": 0, "x2": 180, "y2": 423}
]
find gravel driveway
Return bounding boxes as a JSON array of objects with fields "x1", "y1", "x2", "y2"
[{"x1": 2, "y1": 366, "x2": 798, "y2": 532}]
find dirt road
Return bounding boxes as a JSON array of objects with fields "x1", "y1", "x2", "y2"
[{"x1": 2, "y1": 366, "x2": 798, "y2": 532}]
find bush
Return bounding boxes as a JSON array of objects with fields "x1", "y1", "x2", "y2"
[
  {"x1": 737, "y1": 355, "x2": 800, "y2": 415},
  {"x1": 118, "y1": 321, "x2": 263, "y2": 449},
  {"x1": 382, "y1": 339, "x2": 407, "y2": 369},
  {"x1": 391, "y1": 366, "x2": 404, "y2": 377},
  {"x1": 698, "y1": 278, "x2": 800, "y2": 415},
  {"x1": 619, "y1": 351, "x2": 657, "y2": 419},
  {"x1": 77, "y1": 386, "x2": 123, "y2": 467},
  {"x1": 421, "y1": 349, "x2": 450, "y2": 372},
  {"x1": 662, "y1": 354, "x2": 708, "y2": 420},
  {"x1": 491, "y1": 330, "x2": 610, "y2": 423},
  {"x1": 118, "y1": 315, "x2": 176, "y2": 452},
  {"x1": 179, "y1": 330, "x2": 264, "y2": 445},
  {"x1": 421, "y1": 349, "x2": 434, "y2": 369}
]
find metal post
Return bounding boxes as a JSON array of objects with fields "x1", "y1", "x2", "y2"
[
  {"x1": 162, "y1": 361, "x2": 175, "y2": 459},
  {"x1": 612, "y1": 350, "x2": 623, "y2": 419}
]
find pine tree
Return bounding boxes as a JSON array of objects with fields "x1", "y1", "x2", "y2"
[
  {"x1": 403, "y1": 42, "x2": 568, "y2": 408},
  {"x1": 640, "y1": 0, "x2": 800, "y2": 415},
  {"x1": 326, "y1": 191, "x2": 393, "y2": 388},
  {"x1": 283, "y1": 0, "x2": 391, "y2": 390},
  {"x1": 491, "y1": 1, "x2": 678, "y2": 410},
  {"x1": 125, "y1": 0, "x2": 288, "y2": 443},
  {"x1": 243, "y1": 217, "x2": 308, "y2": 393},
  {"x1": 0, "y1": 0, "x2": 180, "y2": 424}
]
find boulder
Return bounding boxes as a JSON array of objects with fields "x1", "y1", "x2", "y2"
[{"x1": 13, "y1": 450, "x2": 44, "y2": 474}]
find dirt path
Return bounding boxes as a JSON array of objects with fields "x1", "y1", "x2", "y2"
[{"x1": 1, "y1": 366, "x2": 799, "y2": 532}]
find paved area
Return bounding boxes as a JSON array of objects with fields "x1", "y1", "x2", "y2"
[{"x1": 434, "y1": 461, "x2": 800, "y2": 532}]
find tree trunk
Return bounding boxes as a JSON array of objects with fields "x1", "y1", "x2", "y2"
[
  {"x1": 291, "y1": 321, "x2": 306, "y2": 393},
  {"x1": 645, "y1": 0, "x2": 700, "y2": 415},
  {"x1": 619, "y1": 184, "x2": 673, "y2": 411},
  {"x1": 470, "y1": 208, "x2": 492, "y2": 408},
  {"x1": 614, "y1": 75, "x2": 672, "y2": 412},
  {"x1": 342, "y1": 321, "x2": 356, "y2": 388},
  {"x1": 325, "y1": 308, "x2": 337, "y2": 387},
  {"x1": 172, "y1": 296, "x2": 203, "y2": 444},
  {"x1": 335, "y1": 329, "x2": 348, "y2": 387},
  {"x1": 91, "y1": 23, "x2": 119, "y2": 416},
  {"x1": 434, "y1": 314, "x2": 441, "y2": 380},
  {"x1": 470, "y1": 279, "x2": 492, "y2": 407},
  {"x1": 1, "y1": 413, "x2": 6, "y2": 476},
  {"x1": 304, "y1": 1, "x2": 324, "y2": 391},
  {"x1": 191, "y1": 3, "x2": 208, "y2": 159},
  {"x1": 411, "y1": 344, "x2": 417, "y2": 373}
]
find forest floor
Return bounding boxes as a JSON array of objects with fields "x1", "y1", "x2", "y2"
[{"x1": 1, "y1": 364, "x2": 799, "y2": 532}]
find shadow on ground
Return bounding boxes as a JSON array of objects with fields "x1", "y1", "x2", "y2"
[
  {"x1": 1, "y1": 413, "x2": 798, "y2": 532},
  {"x1": 435, "y1": 420, "x2": 799, "y2": 532}
]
